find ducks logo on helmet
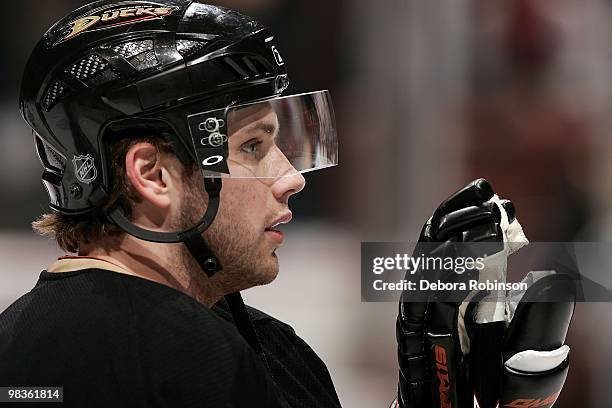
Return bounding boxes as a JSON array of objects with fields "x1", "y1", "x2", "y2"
[{"x1": 60, "y1": 3, "x2": 178, "y2": 43}]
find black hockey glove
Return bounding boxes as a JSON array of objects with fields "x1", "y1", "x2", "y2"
[{"x1": 392, "y1": 179, "x2": 575, "y2": 408}]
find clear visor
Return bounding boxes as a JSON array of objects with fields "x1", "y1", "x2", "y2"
[{"x1": 189, "y1": 90, "x2": 338, "y2": 179}]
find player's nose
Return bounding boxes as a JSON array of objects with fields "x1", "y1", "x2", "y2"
[
  {"x1": 272, "y1": 170, "x2": 305, "y2": 204},
  {"x1": 269, "y1": 146, "x2": 305, "y2": 203}
]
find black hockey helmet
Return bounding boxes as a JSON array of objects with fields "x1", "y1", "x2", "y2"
[{"x1": 22, "y1": 0, "x2": 279, "y2": 213}]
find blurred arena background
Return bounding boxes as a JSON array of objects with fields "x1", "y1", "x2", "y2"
[{"x1": 1, "y1": 0, "x2": 612, "y2": 406}]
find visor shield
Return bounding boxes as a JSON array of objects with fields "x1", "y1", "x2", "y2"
[{"x1": 187, "y1": 90, "x2": 337, "y2": 178}]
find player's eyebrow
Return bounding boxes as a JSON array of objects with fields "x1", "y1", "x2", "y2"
[{"x1": 247, "y1": 121, "x2": 278, "y2": 138}]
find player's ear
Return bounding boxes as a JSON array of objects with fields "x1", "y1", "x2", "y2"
[{"x1": 125, "y1": 142, "x2": 174, "y2": 209}]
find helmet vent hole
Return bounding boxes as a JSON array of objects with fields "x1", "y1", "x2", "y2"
[
  {"x1": 35, "y1": 134, "x2": 66, "y2": 173},
  {"x1": 176, "y1": 39, "x2": 207, "y2": 57},
  {"x1": 128, "y1": 50, "x2": 159, "y2": 71},
  {"x1": 42, "y1": 80, "x2": 69, "y2": 111},
  {"x1": 222, "y1": 56, "x2": 250, "y2": 79},
  {"x1": 249, "y1": 56, "x2": 273, "y2": 75},
  {"x1": 242, "y1": 56, "x2": 260, "y2": 76},
  {"x1": 111, "y1": 39, "x2": 159, "y2": 71},
  {"x1": 112, "y1": 39, "x2": 154, "y2": 59},
  {"x1": 67, "y1": 54, "x2": 109, "y2": 80},
  {"x1": 86, "y1": 67, "x2": 120, "y2": 86}
]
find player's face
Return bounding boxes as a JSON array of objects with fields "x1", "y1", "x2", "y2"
[{"x1": 185, "y1": 104, "x2": 306, "y2": 289}]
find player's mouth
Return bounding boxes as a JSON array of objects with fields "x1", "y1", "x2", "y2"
[{"x1": 265, "y1": 212, "x2": 292, "y2": 243}]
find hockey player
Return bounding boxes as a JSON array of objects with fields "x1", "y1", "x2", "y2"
[
  {"x1": 2, "y1": 1, "x2": 340, "y2": 406},
  {"x1": 0, "y1": 0, "x2": 574, "y2": 407}
]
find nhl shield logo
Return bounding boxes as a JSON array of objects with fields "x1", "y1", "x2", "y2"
[{"x1": 72, "y1": 154, "x2": 97, "y2": 184}]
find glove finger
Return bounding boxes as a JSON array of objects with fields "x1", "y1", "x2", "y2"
[
  {"x1": 432, "y1": 178, "x2": 494, "y2": 224},
  {"x1": 436, "y1": 202, "x2": 501, "y2": 241},
  {"x1": 462, "y1": 222, "x2": 505, "y2": 259},
  {"x1": 461, "y1": 222, "x2": 502, "y2": 243},
  {"x1": 436, "y1": 211, "x2": 504, "y2": 260}
]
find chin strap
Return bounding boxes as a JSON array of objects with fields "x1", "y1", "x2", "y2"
[
  {"x1": 106, "y1": 178, "x2": 222, "y2": 244},
  {"x1": 106, "y1": 177, "x2": 264, "y2": 355},
  {"x1": 180, "y1": 229, "x2": 222, "y2": 277}
]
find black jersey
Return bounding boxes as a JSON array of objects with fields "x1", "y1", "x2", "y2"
[
  {"x1": 0, "y1": 268, "x2": 341, "y2": 407},
  {"x1": 213, "y1": 299, "x2": 342, "y2": 408}
]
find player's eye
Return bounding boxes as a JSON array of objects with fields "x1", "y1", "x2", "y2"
[{"x1": 240, "y1": 139, "x2": 263, "y2": 156}]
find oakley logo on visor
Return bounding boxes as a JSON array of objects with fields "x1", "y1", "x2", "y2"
[{"x1": 202, "y1": 155, "x2": 224, "y2": 166}]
